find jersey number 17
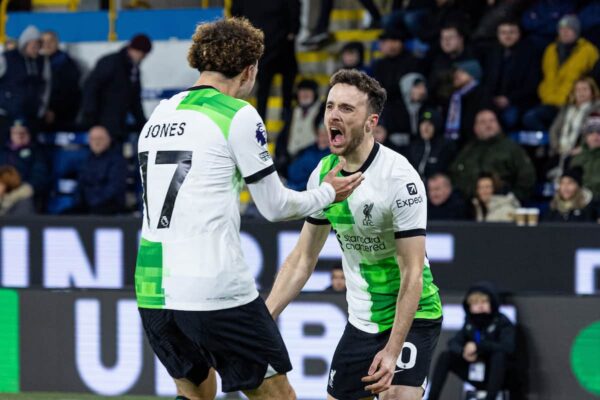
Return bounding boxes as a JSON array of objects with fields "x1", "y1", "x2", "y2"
[{"x1": 139, "y1": 150, "x2": 193, "y2": 229}]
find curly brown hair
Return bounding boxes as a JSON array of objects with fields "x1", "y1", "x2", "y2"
[
  {"x1": 188, "y1": 17, "x2": 264, "y2": 78},
  {"x1": 329, "y1": 69, "x2": 387, "y2": 115},
  {"x1": 0, "y1": 166, "x2": 21, "y2": 192}
]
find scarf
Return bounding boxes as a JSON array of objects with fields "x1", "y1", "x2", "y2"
[{"x1": 444, "y1": 80, "x2": 478, "y2": 140}]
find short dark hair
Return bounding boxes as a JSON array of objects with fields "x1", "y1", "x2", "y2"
[
  {"x1": 497, "y1": 17, "x2": 521, "y2": 29},
  {"x1": 329, "y1": 69, "x2": 387, "y2": 115},
  {"x1": 188, "y1": 17, "x2": 264, "y2": 78}
]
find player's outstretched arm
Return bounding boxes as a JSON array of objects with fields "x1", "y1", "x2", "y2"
[
  {"x1": 362, "y1": 236, "x2": 425, "y2": 395},
  {"x1": 266, "y1": 221, "x2": 330, "y2": 319},
  {"x1": 247, "y1": 160, "x2": 363, "y2": 222}
]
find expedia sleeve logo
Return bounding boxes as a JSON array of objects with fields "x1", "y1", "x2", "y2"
[{"x1": 395, "y1": 182, "x2": 423, "y2": 208}]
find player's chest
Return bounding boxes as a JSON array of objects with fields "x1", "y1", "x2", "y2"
[{"x1": 325, "y1": 180, "x2": 392, "y2": 232}]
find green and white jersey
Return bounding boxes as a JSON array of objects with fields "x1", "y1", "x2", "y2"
[
  {"x1": 135, "y1": 86, "x2": 273, "y2": 311},
  {"x1": 307, "y1": 143, "x2": 442, "y2": 334}
]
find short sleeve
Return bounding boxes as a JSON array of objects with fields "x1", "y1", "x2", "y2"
[
  {"x1": 305, "y1": 162, "x2": 330, "y2": 225},
  {"x1": 228, "y1": 105, "x2": 275, "y2": 184},
  {"x1": 390, "y1": 171, "x2": 427, "y2": 239}
]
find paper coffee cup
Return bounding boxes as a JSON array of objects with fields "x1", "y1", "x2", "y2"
[
  {"x1": 515, "y1": 208, "x2": 528, "y2": 226},
  {"x1": 527, "y1": 208, "x2": 540, "y2": 226}
]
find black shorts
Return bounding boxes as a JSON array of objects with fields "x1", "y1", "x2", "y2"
[
  {"x1": 328, "y1": 318, "x2": 442, "y2": 399},
  {"x1": 139, "y1": 296, "x2": 292, "y2": 392}
]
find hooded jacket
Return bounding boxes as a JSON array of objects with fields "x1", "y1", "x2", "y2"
[{"x1": 448, "y1": 282, "x2": 515, "y2": 358}]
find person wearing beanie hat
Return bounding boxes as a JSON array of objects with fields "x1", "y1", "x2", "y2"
[
  {"x1": 0, "y1": 25, "x2": 50, "y2": 141},
  {"x1": 524, "y1": 14, "x2": 599, "y2": 130},
  {"x1": 408, "y1": 108, "x2": 457, "y2": 180},
  {"x1": 444, "y1": 59, "x2": 489, "y2": 144},
  {"x1": 544, "y1": 166, "x2": 598, "y2": 222},
  {"x1": 570, "y1": 111, "x2": 600, "y2": 200},
  {"x1": 81, "y1": 33, "x2": 152, "y2": 138}
]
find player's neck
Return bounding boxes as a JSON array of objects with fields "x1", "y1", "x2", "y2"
[
  {"x1": 342, "y1": 136, "x2": 375, "y2": 172},
  {"x1": 192, "y1": 73, "x2": 241, "y2": 98}
]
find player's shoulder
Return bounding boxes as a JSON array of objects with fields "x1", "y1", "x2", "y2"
[
  {"x1": 176, "y1": 87, "x2": 251, "y2": 119},
  {"x1": 376, "y1": 144, "x2": 418, "y2": 180}
]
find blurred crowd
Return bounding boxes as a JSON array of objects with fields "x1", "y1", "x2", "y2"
[{"x1": 0, "y1": 0, "x2": 599, "y2": 224}]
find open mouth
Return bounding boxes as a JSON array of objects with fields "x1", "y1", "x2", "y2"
[{"x1": 329, "y1": 126, "x2": 345, "y2": 146}]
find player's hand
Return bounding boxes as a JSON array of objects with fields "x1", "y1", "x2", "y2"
[
  {"x1": 361, "y1": 346, "x2": 397, "y2": 394},
  {"x1": 323, "y1": 159, "x2": 364, "y2": 202}
]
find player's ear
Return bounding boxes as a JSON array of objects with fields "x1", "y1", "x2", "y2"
[{"x1": 365, "y1": 114, "x2": 379, "y2": 134}]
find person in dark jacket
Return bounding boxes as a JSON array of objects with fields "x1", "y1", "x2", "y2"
[
  {"x1": 373, "y1": 29, "x2": 421, "y2": 148},
  {"x1": 231, "y1": 0, "x2": 300, "y2": 121},
  {"x1": 450, "y1": 110, "x2": 535, "y2": 201},
  {"x1": 544, "y1": 167, "x2": 599, "y2": 223},
  {"x1": 386, "y1": 72, "x2": 429, "y2": 151},
  {"x1": 427, "y1": 23, "x2": 475, "y2": 107},
  {"x1": 408, "y1": 108, "x2": 456, "y2": 180},
  {"x1": 40, "y1": 30, "x2": 81, "y2": 131},
  {"x1": 427, "y1": 173, "x2": 466, "y2": 220},
  {"x1": 76, "y1": 125, "x2": 127, "y2": 214},
  {"x1": 483, "y1": 19, "x2": 541, "y2": 130},
  {"x1": 81, "y1": 34, "x2": 151, "y2": 140},
  {"x1": 0, "y1": 25, "x2": 50, "y2": 140},
  {"x1": 428, "y1": 282, "x2": 516, "y2": 400},
  {"x1": 0, "y1": 120, "x2": 49, "y2": 202},
  {"x1": 444, "y1": 59, "x2": 488, "y2": 146}
]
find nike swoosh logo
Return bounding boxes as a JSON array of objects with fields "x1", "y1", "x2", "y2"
[{"x1": 394, "y1": 369, "x2": 405, "y2": 374}]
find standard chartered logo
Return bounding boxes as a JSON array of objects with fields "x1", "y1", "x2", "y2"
[
  {"x1": 342, "y1": 234, "x2": 387, "y2": 252},
  {"x1": 570, "y1": 321, "x2": 600, "y2": 395}
]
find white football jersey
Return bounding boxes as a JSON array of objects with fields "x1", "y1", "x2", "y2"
[
  {"x1": 135, "y1": 86, "x2": 274, "y2": 311},
  {"x1": 307, "y1": 143, "x2": 442, "y2": 333}
]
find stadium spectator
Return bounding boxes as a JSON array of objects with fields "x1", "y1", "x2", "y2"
[
  {"x1": 427, "y1": 173, "x2": 467, "y2": 220},
  {"x1": 523, "y1": 15, "x2": 599, "y2": 130},
  {"x1": 338, "y1": 41, "x2": 370, "y2": 75},
  {"x1": 482, "y1": 19, "x2": 541, "y2": 130},
  {"x1": 470, "y1": 1, "x2": 522, "y2": 46},
  {"x1": 0, "y1": 165, "x2": 34, "y2": 216},
  {"x1": 450, "y1": 110, "x2": 535, "y2": 201},
  {"x1": 427, "y1": 23, "x2": 475, "y2": 106},
  {"x1": 471, "y1": 173, "x2": 520, "y2": 223},
  {"x1": 543, "y1": 167, "x2": 599, "y2": 223},
  {"x1": 444, "y1": 59, "x2": 488, "y2": 144},
  {"x1": 408, "y1": 108, "x2": 456, "y2": 180},
  {"x1": 286, "y1": 123, "x2": 330, "y2": 191},
  {"x1": 395, "y1": 73, "x2": 429, "y2": 140},
  {"x1": 570, "y1": 113, "x2": 600, "y2": 199},
  {"x1": 547, "y1": 77, "x2": 600, "y2": 181},
  {"x1": 40, "y1": 30, "x2": 82, "y2": 131},
  {"x1": 0, "y1": 25, "x2": 50, "y2": 141},
  {"x1": 428, "y1": 282, "x2": 516, "y2": 400},
  {"x1": 275, "y1": 79, "x2": 321, "y2": 174},
  {"x1": 302, "y1": 0, "x2": 382, "y2": 47},
  {"x1": 417, "y1": 1, "x2": 468, "y2": 46},
  {"x1": 75, "y1": 126, "x2": 126, "y2": 214},
  {"x1": 231, "y1": 0, "x2": 300, "y2": 121},
  {"x1": 81, "y1": 34, "x2": 151, "y2": 140},
  {"x1": 325, "y1": 265, "x2": 346, "y2": 292},
  {"x1": 0, "y1": 120, "x2": 49, "y2": 203},
  {"x1": 372, "y1": 29, "x2": 421, "y2": 147}
]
